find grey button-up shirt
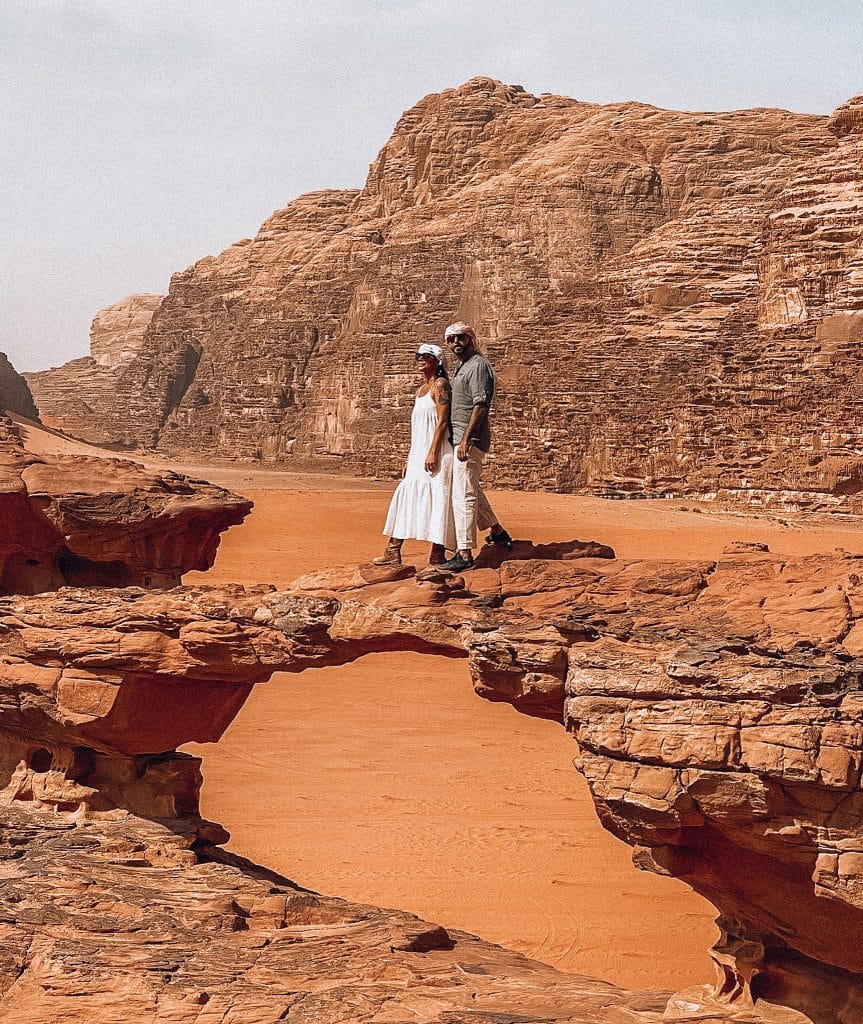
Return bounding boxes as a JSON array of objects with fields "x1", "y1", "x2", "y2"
[{"x1": 451, "y1": 353, "x2": 495, "y2": 452}]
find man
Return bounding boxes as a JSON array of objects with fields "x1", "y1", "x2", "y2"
[{"x1": 438, "y1": 322, "x2": 512, "y2": 573}]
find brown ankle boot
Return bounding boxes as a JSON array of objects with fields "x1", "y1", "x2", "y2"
[{"x1": 372, "y1": 540, "x2": 402, "y2": 566}]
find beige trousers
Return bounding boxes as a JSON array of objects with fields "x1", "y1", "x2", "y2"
[{"x1": 452, "y1": 445, "x2": 497, "y2": 550}]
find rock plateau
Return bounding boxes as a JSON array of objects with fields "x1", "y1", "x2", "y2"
[{"x1": 23, "y1": 80, "x2": 863, "y2": 511}]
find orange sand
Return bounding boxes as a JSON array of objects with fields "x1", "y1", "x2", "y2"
[{"x1": 179, "y1": 472, "x2": 861, "y2": 992}]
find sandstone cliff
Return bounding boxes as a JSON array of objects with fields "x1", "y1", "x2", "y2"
[
  {"x1": 25, "y1": 293, "x2": 161, "y2": 442},
  {"x1": 28, "y1": 80, "x2": 863, "y2": 510},
  {"x1": 0, "y1": 352, "x2": 39, "y2": 421},
  {"x1": 89, "y1": 293, "x2": 164, "y2": 368}
]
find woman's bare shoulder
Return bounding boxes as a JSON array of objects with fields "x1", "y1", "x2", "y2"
[{"x1": 433, "y1": 377, "x2": 452, "y2": 402}]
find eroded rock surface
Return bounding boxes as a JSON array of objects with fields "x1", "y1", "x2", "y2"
[
  {"x1": 0, "y1": 566, "x2": 677, "y2": 1024},
  {"x1": 29, "y1": 80, "x2": 863, "y2": 510},
  {"x1": 0, "y1": 811, "x2": 676, "y2": 1024},
  {"x1": 3, "y1": 540, "x2": 862, "y2": 1020},
  {"x1": 89, "y1": 294, "x2": 164, "y2": 369},
  {"x1": 0, "y1": 416, "x2": 250, "y2": 594}
]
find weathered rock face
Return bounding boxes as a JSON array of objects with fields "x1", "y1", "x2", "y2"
[
  {"x1": 24, "y1": 293, "x2": 161, "y2": 441},
  {"x1": 36, "y1": 79, "x2": 863, "y2": 510},
  {"x1": 4, "y1": 539, "x2": 862, "y2": 1021},
  {"x1": 260, "y1": 548, "x2": 863, "y2": 1022},
  {"x1": 0, "y1": 416, "x2": 251, "y2": 593},
  {"x1": 0, "y1": 352, "x2": 39, "y2": 421},
  {"x1": 90, "y1": 294, "x2": 163, "y2": 368},
  {"x1": 0, "y1": 813, "x2": 678, "y2": 1024}
]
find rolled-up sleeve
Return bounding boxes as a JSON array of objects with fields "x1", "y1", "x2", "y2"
[{"x1": 469, "y1": 362, "x2": 494, "y2": 406}]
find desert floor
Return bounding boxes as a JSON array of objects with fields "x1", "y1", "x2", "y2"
[{"x1": 179, "y1": 464, "x2": 862, "y2": 992}]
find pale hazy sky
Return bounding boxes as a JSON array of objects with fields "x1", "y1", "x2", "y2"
[{"x1": 3, "y1": 0, "x2": 861, "y2": 372}]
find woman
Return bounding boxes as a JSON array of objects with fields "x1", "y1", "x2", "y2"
[{"x1": 374, "y1": 343, "x2": 455, "y2": 566}]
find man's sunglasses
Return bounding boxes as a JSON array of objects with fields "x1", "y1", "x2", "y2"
[{"x1": 448, "y1": 333, "x2": 471, "y2": 342}]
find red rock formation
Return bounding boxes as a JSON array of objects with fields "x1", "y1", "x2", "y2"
[
  {"x1": 0, "y1": 814, "x2": 677, "y2": 1024},
  {"x1": 4, "y1": 537, "x2": 863, "y2": 1020},
  {"x1": 38, "y1": 80, "x2": 863, "y2": 511},
  {"x1": 0, "y1": 415, "x2": 251, "y2": 593},
  {"x1": 25, "y1": 294, "x2": 161, "y2": 442},
  {"x1": 0, "y1": 575, "x2": 670, "y2": 1024},
  {"x1": 248, "y1": 549, "x2": 863, "y2": 1022}
]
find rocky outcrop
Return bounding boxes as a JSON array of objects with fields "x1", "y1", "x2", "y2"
[
  {"x1": 0, "y1": 416, "x2": 251, "y2": 593},
  {"x1": 25, "y1": 294, "x2": 161, "y2": 442},
  {"x1": 0, "y1": 352, "x2": 39, "y2": 421},
  {"x1": 90, "y1": 294, "x2": 163, "y2": 368},
  {"x1": 255, "y1": 549, "x2": 863, "y2": 1023},
  {"x1": 288, "y1": 548, "x2": 863, "y2": 1023},
  {"x1": 0, "y1": 812, "x2": 677, "y2": 1024},
  {"x1": 0, "y1": 574, "x2": 668, "y2": 1024},
  {"x1": 40, "y1": 80, "x2": 863, "y2": 510},
  {"x1": 0, "y1": 580, "x2": 677, "y2": 1020},
  {"x1": 4, "y1": 537, "x2": 863, "y2": 1021}
]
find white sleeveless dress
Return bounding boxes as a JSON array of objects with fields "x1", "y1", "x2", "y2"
[{"x1": 383, "y1": 388, "x2": 456, "y2": 549}]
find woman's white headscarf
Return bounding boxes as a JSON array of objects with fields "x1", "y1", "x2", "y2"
[{"x1": 416, "y1": 343, "x2": 444, "y2": 363}]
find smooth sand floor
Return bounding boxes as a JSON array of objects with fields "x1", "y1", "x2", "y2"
[{"x1": 185, "y1": 476, "x2": 861, "y2": 991}]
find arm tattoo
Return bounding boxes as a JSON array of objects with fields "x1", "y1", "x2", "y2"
[{"x1": 435, "y1": 380, "x2": 451, "y2": 404}]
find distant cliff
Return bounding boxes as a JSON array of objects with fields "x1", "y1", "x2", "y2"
[
  {"x1": 27, "y1": 81, "x2": 863, "y2": 510},
  {"x1": 0, "y1": 352, "x2": 39, "y2": 421},
  {"x1": 25, "y1": 294, "x2": 161, "y2": 442}
]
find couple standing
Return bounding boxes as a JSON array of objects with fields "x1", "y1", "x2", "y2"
[{"x1": 376, "y1": 322, "x2": 511, "y2": 573}]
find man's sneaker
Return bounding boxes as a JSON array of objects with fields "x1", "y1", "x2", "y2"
[
  {"x1": 485, "y1": 527, "x2": 513, "y2": 549},
  {"x1": 438, "y1": 552, "x2": 475, "y2": 573}
]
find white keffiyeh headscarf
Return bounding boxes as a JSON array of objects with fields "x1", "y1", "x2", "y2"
[{"x1": 443, "y1": 322, "x2": 476, "y2": 343}]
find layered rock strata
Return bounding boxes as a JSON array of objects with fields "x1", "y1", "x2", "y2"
[
  {"x1": 288, "y1": 546, "x2": 863, "y2": 1023},
  {"x1": 0, "y1": 416, "x2": 250, "y2": 593},
  {"x1": 89, "y1": 294, "x2": 164, "y2": 368},
  {"x1": 30, "y1": 81, "x2": 863, "y2": 510},
  {"x1": 24, "y1": 294, "x2": 161, "y2": 442},
  {"x1": 3, "y1": 538, "x2": 863, "y2": 1020}
]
